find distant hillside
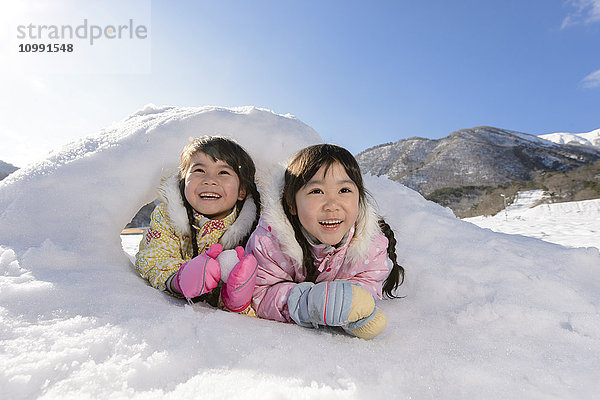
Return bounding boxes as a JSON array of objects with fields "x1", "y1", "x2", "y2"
[
  {"x1": 0, "y1": 160, "x2": 18, "y2": 181},
  {"x1": 357, "y1": 126, "x2": 600, "y2": 217},
  {"x1": 427, "y1": 160, "x2": 600, "y2": 217},
  {"x1": 124, "y1": 200, "x2": 159, "y2": 229}
]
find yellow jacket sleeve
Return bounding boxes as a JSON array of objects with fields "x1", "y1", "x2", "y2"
[{"x1": 135, "y1": 203, "x2": 190, "y2": 293}]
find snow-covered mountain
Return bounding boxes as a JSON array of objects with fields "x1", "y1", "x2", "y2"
[
  {"x1": 1, "y1": 107, "x2": 600, "y2": 399},
  {"x1": 356, "y1": 126, "x2": 600, "y2": 197},
  {"x1": 0, "y1": 159, "x2": 18, "y2": 180},
  {"x1": 539, "y1": 128, "x2": 600, "y2": 149}
]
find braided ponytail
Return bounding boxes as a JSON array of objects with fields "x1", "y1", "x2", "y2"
[
  {"x1": 379, "y1": 218, "x2": 405, "y2": 298},
  {"x1": 179, "y1": 178, "x2": 200, "y2": 258},
  {"x1": 238, "y1": 185, "x2": 262, "y2": 248}
]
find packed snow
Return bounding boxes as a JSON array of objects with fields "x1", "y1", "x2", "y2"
[
  {"x1": 1, "y1": 106, "x2": 600, "y2": 399},
  {"x1": 465, "y1": 190, "x2": 600, "y2": 250}
]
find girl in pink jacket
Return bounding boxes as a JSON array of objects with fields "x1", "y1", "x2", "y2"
[{"x1": 247, "y1": 144, "x2": 404, "y2": 339}]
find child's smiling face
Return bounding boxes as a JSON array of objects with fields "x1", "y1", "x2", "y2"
[
  {"x1": 184, "y1": 151, "x2": 246, "y2": 219},
  {"x1": 293, "y1": 161, "x2": 359, "y2": 246}
]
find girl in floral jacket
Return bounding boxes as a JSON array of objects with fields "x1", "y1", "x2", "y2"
[
  {"x1": 135, "y1": 136, "x2": 261, "y2": 315},
  {"x1": 247, "y1": 144, "x2": 405, "y2": 338}
]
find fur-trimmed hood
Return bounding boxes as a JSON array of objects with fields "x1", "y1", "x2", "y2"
[
  {"x1": 258, "y1": 165, "x2": 382, "y2": 267},
  {"x1": 156, "y1": 174, "x2": 257, "y2": 249}
]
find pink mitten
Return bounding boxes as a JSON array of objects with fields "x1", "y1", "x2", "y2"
[
  {"x1": 221, "y1": 246, "x2": 258, "y2": 312},
  {"x1": 173, "y1": 243, "x2": 223, "y2": 300}
]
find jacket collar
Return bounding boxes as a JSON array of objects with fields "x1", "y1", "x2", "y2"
[
  {"x1": 303, "y1": 225, "x2": 355, "y2": 273},
  {"x1": 260, "y1": 165, "x2": 381, "y2": 267},
  {"x1": 157, "y1": 173, "x2": 256, "y2": 248}
]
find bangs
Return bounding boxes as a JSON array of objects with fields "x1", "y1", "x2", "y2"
[
  {"x1": 179, "y1": 136, "x2": 252, "y2": 181},
  {"x1": 199, "y1": 142, "x2": 237, "y2": 168},
  {"x1": 285, "y1": 144, "x2": 366, "y2": 207}
]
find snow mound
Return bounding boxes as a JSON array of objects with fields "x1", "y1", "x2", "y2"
[
  {"x1": 0, "y1": 105, "x2": 320, "y2": 252},
  {"x1": 1, "y1": 106, "x2": 600, "y2": 399}
]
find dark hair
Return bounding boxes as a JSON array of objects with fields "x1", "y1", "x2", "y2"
[
  {"x1": 282, "y1": 144, "x2": 404, "y2": 297},
  {"x1": 378, "y1": 219, "x2": 405, "y2": 298},
  {"x1": 177, "y1": 136, "x2": 261, "y2": 257}
]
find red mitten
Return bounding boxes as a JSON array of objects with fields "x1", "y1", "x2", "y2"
[
  {"x1": 221, "y1": 246, "x2": 258, "y2": 312},
  {"x1": 173, "y1": 243, "x2": 222, "y2": 300}
]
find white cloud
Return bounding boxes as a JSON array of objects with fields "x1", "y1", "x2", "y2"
[
  {"x1": 562, "y1": 0, "x2": 600, "y2": 28},
  {"x1": 581, "y1": 68, "x2": 600, "y2": 88}
]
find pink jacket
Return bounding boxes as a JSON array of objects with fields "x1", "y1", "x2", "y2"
[{"x1": 246, "y1": 169, "x2": 391, "y2": 323}]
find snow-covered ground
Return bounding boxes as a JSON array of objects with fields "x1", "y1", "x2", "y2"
[
  {"x1": 464, "y1": 190, "x2": 600, "y2": 250},
  {"x1": 1, "y1": 106, "x2": 600, "y2": 400}
]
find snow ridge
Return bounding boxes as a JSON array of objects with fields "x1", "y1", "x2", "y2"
[{"x1": 539, "y1": 128, "x2": 600, "y2": 149}]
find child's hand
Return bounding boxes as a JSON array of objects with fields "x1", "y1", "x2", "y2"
[
  {"x1": 344, "y1": 285, "x2": 388, "y2": 339},
  {"x1": 287, "y1": 280, "x2": 387, "y2": 339},
  {"x1": 221, "y1": 246, "x2": 258, "y2": 312},
  {"x1": 173, "y1": 243, "x2": 223, "y2": 299}
]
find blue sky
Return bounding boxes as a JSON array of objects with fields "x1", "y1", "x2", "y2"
[{"x1": 1, "y1": 0, "x2": 599, "y2": 167}]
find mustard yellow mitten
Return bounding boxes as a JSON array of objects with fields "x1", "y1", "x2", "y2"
[{"x1": 345, "y1": 285, "x2": 388, "y2": 339}]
